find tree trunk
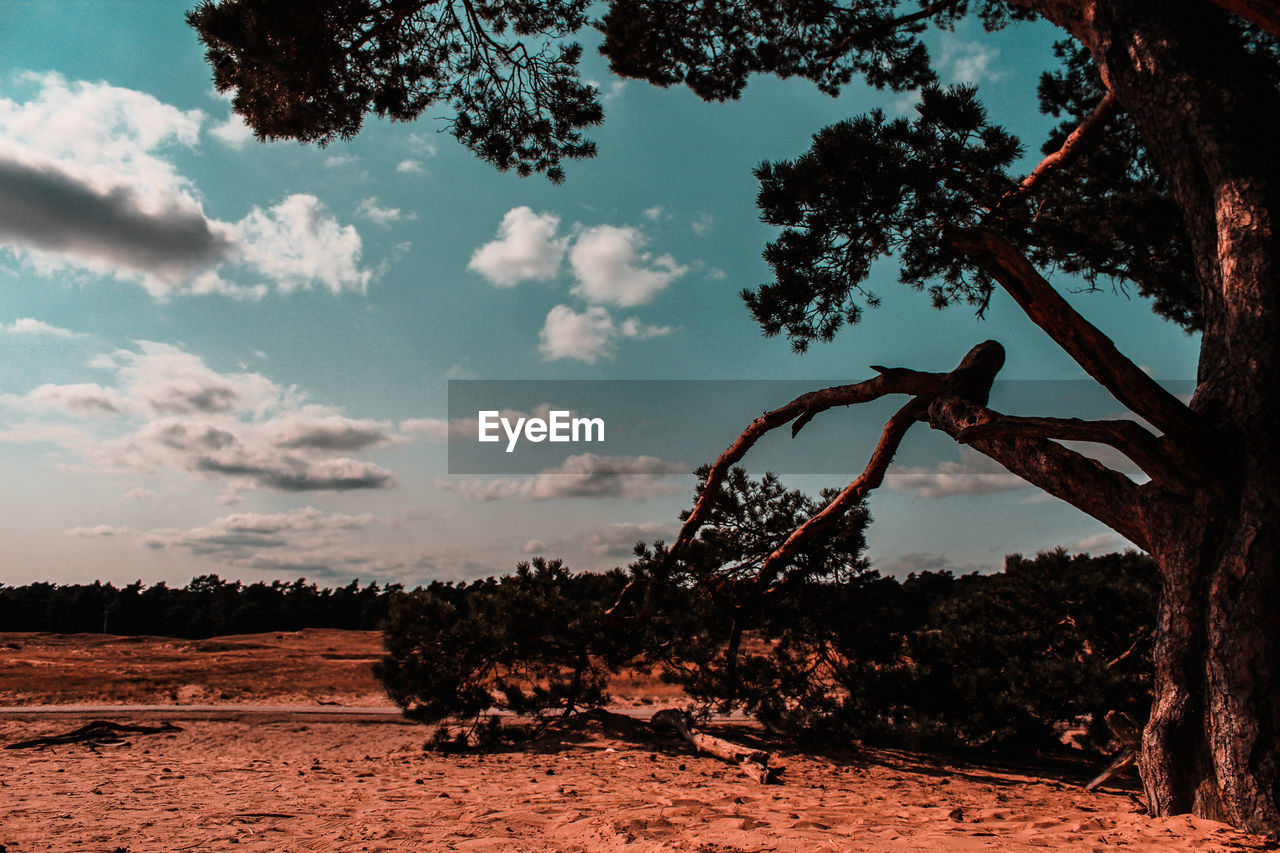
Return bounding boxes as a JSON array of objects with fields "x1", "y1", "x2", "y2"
[
  {"x1": 1010, "y1": 0, "x2": 1280, "y2": 834},
  {"x1": 1140, "y1": 481, "x2": 1280, "y2": 833}
]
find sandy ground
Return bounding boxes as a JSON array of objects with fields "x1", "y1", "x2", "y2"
[{"x1": 0, "y1": 631, "x2": 1275, "y2": 852}]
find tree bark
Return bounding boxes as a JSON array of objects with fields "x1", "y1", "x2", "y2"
[{"x1": 990, "y1": 0, "x2": 1280, "y2": 834}]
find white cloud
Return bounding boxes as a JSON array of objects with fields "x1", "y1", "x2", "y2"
[
  {"x1": 691, "y1": 213, "x2": 715, "y2": 235},
  {"x1": 569, "y1": 224, "x2": 687, "y2": 307},
  {"x1": 642, "y1": 206, "x2": 664, "y2": 221},
  {"x1": 539, "y1": 305, "x2": 671, "y2": 364},
  {"x1": 19, "y1": 382, "x2": 129, "y2": 415},
  {"x1": 0, "y1": 73, "x2": 372, "y2": 299},
  {"x1": 438, "y1": 453, "x2": 684, "y2": 502},
  {"x1": 325, "y1": 153, "x2": 358, "y2": 168},
  {"x1": 355, "y1": 196, "x2": 406, "y2": 227},
  {"x1": 1, "y1": 340, "x2": 398, "y2": 497},
  {"x1": 468, "y1": 206, "x2": 568, "y2": 286},
  {"x1": 539, "y1": 304, "x2": 616, "y2": 364},
  {"x1": 233, "y1": 194, "x2": 372, "y2": 294},
  {"x1": 938, "y1": 39, "x2": 1004, "y2": 85},
  {"x1": 886, "y1": 448, "x2": 1028, "y2": 498},
  {"x1": 396, "y1": 159, "x2": 424, "y2": 174},
  {"x1": 209, "y1": 113, "x2": 254, "y2": 148},
  {"x1": 123, "y1": 487, "x2": 155, "y2": 500},
  {"x1": 577, "y1": 521, "x2": 675, "y2": 557},
  {"x1": 2, "y1": 318, "x2": 83, "y2": 336}
]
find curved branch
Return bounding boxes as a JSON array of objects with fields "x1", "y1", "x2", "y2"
[
  {"x1": 956, "y1": 414, "x2": 1185, "y2": 494},
  {"x1": 942, "y1": 226, "x2": 1204, "y2": 442},
  {"x1": 752, "y1": 398, "x2": 925, "y2": 590},
  {"x1": 667, "y1": 367, "x2": 950, "y2": 555},
  {"x1": 926, "y1": 396, "x2": 1151, "y2": 551}
]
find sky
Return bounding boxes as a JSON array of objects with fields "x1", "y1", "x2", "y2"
[{"x1": 0, "y1": 3, "x2": 1200, "y2": 589}]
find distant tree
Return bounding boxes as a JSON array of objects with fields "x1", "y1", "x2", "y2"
[{"x1": 191, "y1": 0, "x2": 1280, "y2": 832}]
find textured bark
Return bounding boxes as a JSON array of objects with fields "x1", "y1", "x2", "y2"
[{"x1": 986, "y1": 0, "x2": 1280, "y2": 833}]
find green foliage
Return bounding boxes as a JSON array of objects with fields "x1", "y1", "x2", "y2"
[
  {"x1": 374, "y1": 557, "x2": 628, "y2": 725},
  {"x1": 749, "y1": 85, "x2": 1022, "y2": 349},
  {"x1": 187, "y1": 0, "x2": 602, "y2": 182}
]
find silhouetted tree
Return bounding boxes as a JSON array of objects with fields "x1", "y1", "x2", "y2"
[{"x1": 190, "y1": 0, "x2": 1280, "y2": 832}]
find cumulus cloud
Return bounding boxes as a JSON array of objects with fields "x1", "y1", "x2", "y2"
[
  {"x1": 396, "y1": 159, "x2": 424, "y2": 174},
  {"x1": 0, "y1": 72, "x2": 372, "y2": 298},
  {"x1": 886, "y1": 448, "x2": 1029, "y2": 498},
  {"x1": 468, "y1": 207, "x2": 568, "y2": 286},
  {"x1": 266, "y1": 413, "x2": 394, "y2": 451},
  {"x1": 233, "y1": 194, "x2": 371, "y2": 295},
  {"x1": 1, "y1": 340, "x2": 398, "y2": 498},
  {"x1": 2, "y1": 318, "x2": 83, "y2": 336},
  {"x1": 539, "y1": 305, "x2": 671, "y2": 364},
  {"x1": 577, "y1": 521, "x2": 675, "y2": 557},
  {"x1": 568, "y1": 224, "x2": 687, "y2": 307},
  {"x1": 438, "y1": 453, "x2": 684, "y2": 502}
]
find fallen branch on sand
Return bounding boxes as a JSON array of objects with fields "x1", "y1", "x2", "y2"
[
  {"x1": 650, "y1": 709, "x2": 781, "y2": 784},
  {"x1": 1084, "y1": 711, "x2": 1141, "y2": 794},
  {"x1": 5, "y1": 720, "x2": 183, "y2": 750}
]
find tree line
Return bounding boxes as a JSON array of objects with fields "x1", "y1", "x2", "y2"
[{"x1": 0, "y1": 575, "x2": 396, "y2": 638}]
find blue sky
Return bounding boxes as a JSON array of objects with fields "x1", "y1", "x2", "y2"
[{"x1": 0, "y1": 4, "x2": 1199, "y2": 588}]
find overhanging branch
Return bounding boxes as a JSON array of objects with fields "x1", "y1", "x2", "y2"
[
  {"x1": 666, "y1": 367, "x2": 949, "y2": 555},
  {"x1": 942, "y1": 226, "x2": 1204, "y2": 442},
  {"x1": 927, "y1": 396, "x2": 1151, "y2": 551},
  {"x1": 751, "y1": 398, "x2": 925, "y2": 590},
  {"x1": 956, "y1": 414, "x2": 1186, "y2": 495}
]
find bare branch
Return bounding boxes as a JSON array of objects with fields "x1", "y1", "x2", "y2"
[
  {"x1": 997, "y1": 89, "x2": 1118, "y2": 210},
  {"x1": 667, "y1": 368, "x2": 950, "y2": 555},
  {"x1": 942, "y1": 226, "x2": 1204, "y2": 442},
  {"x1": 955, "y1": 414, "x2": 1187, "y2": 494},
  {"x1": 752, "y1": 398, "x2": 925, "y2": 590},
  {"x1": 926, "y1": 395, "x2": 1151, "y2": 551}
]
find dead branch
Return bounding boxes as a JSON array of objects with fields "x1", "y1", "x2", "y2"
[
  {"x1": 941, "y1": 226, "x2": 1204, "y2": 444},
  {"x1": 650, "y1": 709, "x2": 780, "y2": 784},
  {"x1": 998, "y1": 90, "x2": 1118, "y2": 211},
  {"x1": 6, "y1": 720, "x2": 183, "y2": 750},
  {"x1": 1085, "y1": 710, "x2": 1142, "y2": 792},
  {"x1": 752, "y1": 399, "x2": 925, "y2": 590}
]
